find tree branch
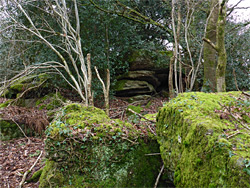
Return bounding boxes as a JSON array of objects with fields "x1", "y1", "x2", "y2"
[
  {"x1": 19, "y1": 151, "x2": 43, "y2": 188},
  {"x1": 202, "y1": 38, "x2": 218, "y2": 51}
]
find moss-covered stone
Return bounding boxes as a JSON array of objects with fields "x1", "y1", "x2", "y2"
[
  {"x1": 39, "y1": 103, "x2": 162, "y2": 187},
  {"x1": 156, "y1": 92, "x2": 250, "y2": 187},
  {"x1": 36, "y1": 93, "x2": 65, "y2": 110},
  {"x1": 2, "y1": 73, "x2": 49, "y2": 99},
  {"x1": 39, "y1": 160, "x2": 65, "y2": 188}
]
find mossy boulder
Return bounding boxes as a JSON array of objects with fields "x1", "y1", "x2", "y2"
[
  {"x1": 36, "y1": 93, "x2": 66, "y2": 110},
  {"x1": 156, "y1": 92, "x2": 250, "y2": 187},
  {"x1": 39, "y1": 103, "x2": 162, "y2": 187},
  {"x1": 2, "y1": 73, "x2": 50, "y2": 99}
]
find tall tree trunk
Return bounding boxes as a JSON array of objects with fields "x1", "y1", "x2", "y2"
[
  {"x1": 177, "y1": 2, "x2": 183, "y2": 93},
  {"x1": 203, "y1": 0, "x2": 219, "y2": 92},
  {"x1": 216, "y1": 0, "x2": 227, "y2": 92},
  {"x1": 169, "y1": 56, "x2": 174, "y2": 98},
  {"x1": 172, "y1": 0, "x2": 179, "y2": 94}
]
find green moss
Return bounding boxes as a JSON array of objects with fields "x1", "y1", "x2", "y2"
[
  {"x1": 3, "y1": 74, "x2": 50, "y2": 99},
  {"x1": 36, "y1": 93, "x2": 65, "y2": 111},
  {"x1": 26, "y1": 169, "x2": 43, "y2": 183},
  {"x1": 0, "y1": 100, "x2": 13, "y2": 108},
  {"x1": 39, "y1": 160, "x2": 65, "y2": 188},
  {"x1": 0, "y1": 119, "x2": 25, "y2": 140},
  {"x1": 145, "y1": 100, "x2": 152, "y2": 108},
  {"x1": 40, "y1": 103, "x2": 163, "y2": 187},
  {"x1": 157, "y1": 92, "x2": 250, "y2": 187},
  {"x1": 10, "y1": 83, "x2": 23, "y2": 91},
  {"x1": 114, "y1": 80, "x2": 127, "y2": 91},
  {"x1": 142, "y1": 113, "x2": 157, "y2": 122},
  {"x1": 126, "y1": 105, "x2": 143, "y2": 116}
]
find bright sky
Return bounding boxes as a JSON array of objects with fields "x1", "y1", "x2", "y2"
[{"x1": 228, "y1": 0, "x2": 250, "y2": 22}]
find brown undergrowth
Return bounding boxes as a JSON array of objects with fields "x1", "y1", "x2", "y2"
[
  {"x1": 0, "y1": 137, "x2": 46, "y2": 188},
  {"x1": 0, "y1": 106, "x2": 49, "y2": 135}
]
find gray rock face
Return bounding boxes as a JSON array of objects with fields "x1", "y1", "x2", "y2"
[
  {"x1": 115, "y1": 49, "x2": 169, "y2": 97},
  {"x1": 115, "y1": 80, "x2": 155, "y2": 97},
  {"x1": 118, "y1": 70, "x2": 160, "y2": 88}
]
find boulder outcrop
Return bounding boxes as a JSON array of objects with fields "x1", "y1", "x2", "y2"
[
  {"x1": 115, "y1": 80, "x2": 155, "y2": 97},
  {"x1": 115, "y1": 49, "x2": 168, "y2": 98},
  {"x1": 39, "y1": 103, "x2": 162, "y2": 187},
  {"x1": 157, "y1": 92, "x2": 250, "y2": 187}
]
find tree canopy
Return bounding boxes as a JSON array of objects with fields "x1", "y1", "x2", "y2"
[{"x1": 0, "y1": 0, "x2": 249, "y2": 101}]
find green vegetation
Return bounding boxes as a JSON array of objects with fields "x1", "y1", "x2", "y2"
[
  {"x1": 157, "y1": 92, "x2": 250, "y2": 187},
  {"x1": 0, "y1": 120, "x2": 25, "y2": 141},
  {"x1": 39, "y1": 103, "x2": 162, "y2": 187}
]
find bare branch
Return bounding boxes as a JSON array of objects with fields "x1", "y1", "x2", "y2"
[
  {"x1": 203, "y1": 38, "x2": 218, "y2": 51},
  {"x1": 19, "y1": 151, "x2": 43, "y2": 188}
]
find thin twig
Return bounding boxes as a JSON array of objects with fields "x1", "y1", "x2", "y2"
[
  {"x1": 227, "y1": 130, "x2": 241, "y2": 139},
  {"x1": 127, "y1": 108, "x2": 156, "y2": 123},
  {"x1": 154, "y1": 164, "x2": 164, "y2": 188},
  {"x1": 242, "y1": 91, "x2": 250, "y2": 98},
  {"x1": 127, "y1": 108, "x2": 156, "y2": 136},
  {"x1": 11, "y1": 118, "x2": 31, "y2": 144},
  {"x1": 121, "y1": 136, "x2": 138, "y2": 145},
  {"x1": 19, "y1": 151, "x2": 43, "y2": 188},
  {"x1": 219, "y1": 102, "x2": 250, "y2": 132},
  {"x1": 145, "y1": 153, "x2": 161, "y2": 156}
]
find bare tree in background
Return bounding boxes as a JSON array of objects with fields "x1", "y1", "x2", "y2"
[{"x1": 0, "y1": 0, "x2": 92, "y2": 105}]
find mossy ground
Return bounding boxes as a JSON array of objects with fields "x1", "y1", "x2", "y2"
[
  {"x1": 39, "y1": 103, "x2": 162, "y2": 187},
  {"x1": 157, "y1": 92, "x2": 250, "y2": 187}
]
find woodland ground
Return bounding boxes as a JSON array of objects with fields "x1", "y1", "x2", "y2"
[{"x1": 0, "y1": 94, "x2": 166, "y2": 188}]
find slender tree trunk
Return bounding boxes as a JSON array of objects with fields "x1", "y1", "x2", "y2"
[
  {"x1": 169, "y1": 56, "x2": 174, "y2": 99},
  {"x1": 216, "y1": 0, "x2": 227, "y2": 92},
  {"x1": 177, "y1": 2, "x2": 183, "y2": 93},
  {"x1": 203, "y1": 0, "x2": 219, "y2": 92},
  {"x1": 172, "y1": 0, "x2": 179, "y2": 94}
]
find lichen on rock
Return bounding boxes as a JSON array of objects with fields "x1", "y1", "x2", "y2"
[
  {"x1": 156, "y1": 91, "x2": 250, "y2": 187},
  {"x1": 39, "y1": 103, "x2": 162, "y2": 187}
]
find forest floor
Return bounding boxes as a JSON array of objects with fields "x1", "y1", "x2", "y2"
[{"x1": 0, "y1": 95, "x2": 167, "y2": 188}]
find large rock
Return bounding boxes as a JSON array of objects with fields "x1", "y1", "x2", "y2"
[
  {"x1": 1, "y1": 73, "x2": 51, "y2": 99},
  {"x1": 118, "y1": 70, "x2": 160, "y2": 88},
  {"x1": 39, "y1": 103, "x2": 162, "y2": 187},
  {"x1": 156, "y1": 92, "x2": 250, "y2": 187},
  {"x1": 115, "y1": 80, "x2": 155, "y2": 97}
]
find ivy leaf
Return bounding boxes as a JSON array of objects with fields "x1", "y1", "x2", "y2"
[
  {"x1": 243, "y1": 168, "x2": 250, "y2": 175},
  {"x1": 229, "y1": 151, "x2": 235, "y2": 158}
]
